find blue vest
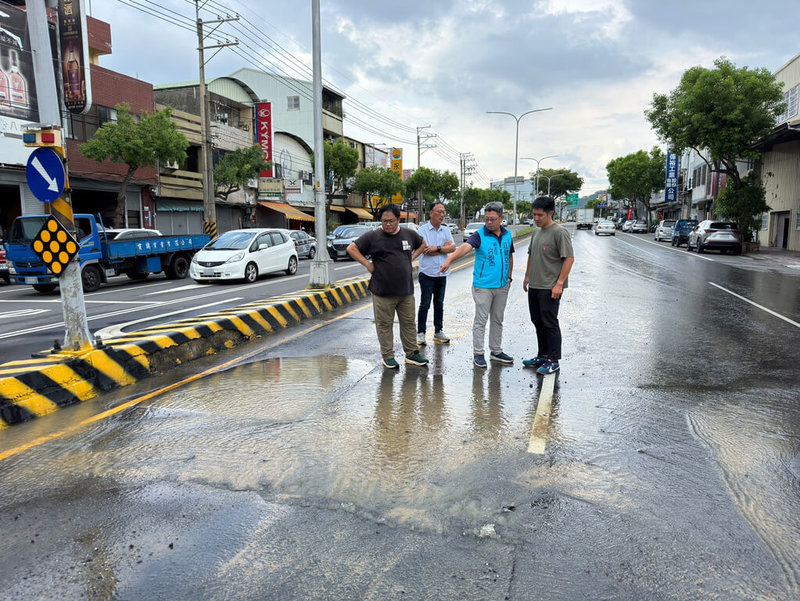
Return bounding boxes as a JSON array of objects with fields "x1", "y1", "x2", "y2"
[{"x1": 473, "y1": 227, "x2": 512, "y2": 288}]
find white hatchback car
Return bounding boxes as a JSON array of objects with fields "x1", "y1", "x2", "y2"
[{"x1": 190, "y1": 228, "x2": 298, "y2": 283}]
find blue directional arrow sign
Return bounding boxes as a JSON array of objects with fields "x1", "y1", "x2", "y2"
[{"x1": 26, "y1": 147, "x2": 66, "y2": 203}]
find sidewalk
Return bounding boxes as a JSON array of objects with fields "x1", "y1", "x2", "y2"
[{"x1": 741, "y1": 245, "x2": 800, "y2": 268}]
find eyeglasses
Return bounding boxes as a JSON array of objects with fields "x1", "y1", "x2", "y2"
[
  {"x1": 484, "y1": 216, "x2": 500, "y2": 222},
  {"x1": 381, "y1": 218, "x2": 398, "y2": 224}
]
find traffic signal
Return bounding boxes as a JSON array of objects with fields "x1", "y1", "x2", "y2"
[{"x1": 23, "y1": 127, "x2": 63, "y2": 148}]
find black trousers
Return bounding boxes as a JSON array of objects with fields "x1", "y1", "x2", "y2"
[
  {"x1": 417, "y1": 272, "x2": 447, "y2": 333},
  {"x1": 527, "y1": 288, "x2": 562, "y2": 360}
]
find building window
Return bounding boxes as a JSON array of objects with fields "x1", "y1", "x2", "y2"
[
  {"x1": 287, "y1": 95, "x2": 300, "y2": 111},
  {"x1": 795, "y1": 212, "x2": 800, "y2": 230},
  {"x1": 776, "y1": 84, "x2": 799, "y2": 124},
  {"x1": 762, "y1": 214, "x2": 769, "y2": 230}
]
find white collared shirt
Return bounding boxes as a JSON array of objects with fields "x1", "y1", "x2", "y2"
[{"x1": 418, "y1": 221, "x2": 454, "y2": 276}]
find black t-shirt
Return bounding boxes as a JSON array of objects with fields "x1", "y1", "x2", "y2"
[{"x1": 355, "y1": 227, "x2": 423, "y2": 297}]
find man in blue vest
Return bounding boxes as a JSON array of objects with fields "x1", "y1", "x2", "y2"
[{"x1": 439, "y1": 201, "x2": 514, "y2": 368}]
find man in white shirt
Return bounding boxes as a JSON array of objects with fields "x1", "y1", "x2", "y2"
[{"x1": 416, "y1": 202, "x2": 456, "y2": 345}]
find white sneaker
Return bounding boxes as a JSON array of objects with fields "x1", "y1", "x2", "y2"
[
  {"x1": 417, "y1": 332, "x2": 426, "y2": 346},
  {"x1": 433, "y1": 331, "x2": 450, "y2": 344}
]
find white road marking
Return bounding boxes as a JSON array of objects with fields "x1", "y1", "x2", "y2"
[
  {"x1": 0, "y1": 308, "x2": 50, "y2": 320},
  {"x1": 145, "y1": 284, "x2": 207, "y2": 295},
  {"x1": 528, "y1": 373, "x2": 556, "y2": 454},
  {"x1": 709, "y1": 282, "x2": 800, "y2": 328},
  {"x1": 94, "y1": 298, "x2": 242, "y2": 339}
]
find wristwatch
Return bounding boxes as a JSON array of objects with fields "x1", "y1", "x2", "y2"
[{"x1": 437, "y1": 245, "x2": 442, "y2": 252}]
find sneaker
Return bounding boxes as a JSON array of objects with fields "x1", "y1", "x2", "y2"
[
  {"x1": 417, "y1": 332, "x2": 426, "y2": 346},
  {"x1": 405, "y1": 351, "x2": 429, "y2": 366},
  {"x1": 433, "y1": 331, "x2": 450, "y2": 344},
  {"x1": 382, "y1": 357, "x2": 399, "y2": 369},
  {"x1": 523, "y1": 356, "x2": 547, "y2": 368},
  {"x1": 473, "y1": 354, "x2": 487, "y2": 368},
  {"x1": 490, "y1": 351, "x2": 514, "y2": 364},
  {"x1": 536, "y1": 359, "x2": 560, "y2": 375}
]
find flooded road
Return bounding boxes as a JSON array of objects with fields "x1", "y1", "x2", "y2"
[{"x1": 1, "y1": 229, "x2": 799, "y2": 600}]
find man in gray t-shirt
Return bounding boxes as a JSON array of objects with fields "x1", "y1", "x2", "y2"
[{"x1": 522, "y1": 196, "x2": 575, "y2": 375}]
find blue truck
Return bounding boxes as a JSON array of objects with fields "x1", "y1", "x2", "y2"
[{"x1": 5, "y1": 213, "x2": 210, "y2": 293}]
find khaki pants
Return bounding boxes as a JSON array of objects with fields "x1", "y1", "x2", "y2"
[
  {"x1": 372, "y1": 294, "x2": 417, "y2": 359},
  {"x1": 472, "y1": 284, "x2": 510, "y2": 355}
]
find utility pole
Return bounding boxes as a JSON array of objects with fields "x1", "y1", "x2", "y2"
[
  {"x1": 195, "y1": 0, "x2": 238, "y2": 239},
  {"x1": 308, "y1": 0, "x2": 335, "y2": 288},
  {"x1": 459, "y1": 152, "x2": 475, "y2": 228},
  {"x1": 416, "y1": 125, "x2": 436, "y2": 217},
  {"x1": 28, "y1": 0, "x2": 91, "y2": 351}
]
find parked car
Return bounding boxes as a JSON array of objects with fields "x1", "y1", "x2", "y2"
[
  {"x1": 594, "y1": 221, "x2": 616, "y2": 236},
  {"x1": 686, "y1": 221, "x2": 742, "y2": 254},
  {"x1": 622, "y1": 220, "x2": 634, "y2": 232},
  {"x1": 653, "y1": 219, "x2": 676, "y2": 242},
  {"x1": 289, "y1": 230, "x2": 317, "y2": 259},
  {"x1": 500, "y1": 218, "x2": 507, "y2": 227},
  {"x1": 462, "y1": 222, "x2": 484, "y2": 241},
  {"x1": 670, "y1": 219, "x2": 699, "y2": 247},
  {"x1": 190, "y1": 228, "x2": 298, "y2": 283},
  {"x1": 399, "y1": 222, "x2": 418, "y2": 232},
  {"x1": 327, "y1": 225, "x2": 375, "y2": 261},
  {"x1": 0, "y1": 244, "x2": 9, "y2": 284},
  {"x1": 631, "y1": 220, "x2": 648, "y2": 233},
  {"x1": 447, "y1": 223, "x2": 460, "y2": 235}
]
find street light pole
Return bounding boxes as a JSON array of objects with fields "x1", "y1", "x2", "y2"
[
  {"x1": 521, "y1": 155, "x2": 559, "y2": 198},
  {"x1": 487, "y1": 108, "x2": 552, "y2": 224}
]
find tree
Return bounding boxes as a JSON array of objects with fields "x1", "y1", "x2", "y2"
[
  {"x1": 81, "y1": 103, "x2": 189, "y2": 227},
  {"x1": 214, "y1": 145, "x2": 271, "y2": 202},
  {"x1": 645, "y1": 57, "x2": 784, "y2": 240},
  {"x1": 404, "y1": 167, "x2": 460, "y2": 214},
  {"x1": 530, "y1": 168, "x2": 584, "y2": 200},
  {"x1": 353, "y1": 165, "x2": 404, "y2": 218},
  {"x1": 605, "y1": 147, "x2": 666, "y2": 223},
  {"x1": 311, "y1": 139, "x2": 359, "y2": 204}
]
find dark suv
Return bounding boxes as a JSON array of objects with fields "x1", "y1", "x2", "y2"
[{"x1": 670, "y1": 219, "x2": 698, "y2": 247}]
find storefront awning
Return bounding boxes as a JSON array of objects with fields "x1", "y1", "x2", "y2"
[
  {"x1": 329, "y1": 205, "x2": 346, "y2": 212},
  {"x1": 347, "y1": 207, "x2": 373, "y2": 220},
  {"x1": 258, "y1": 201, "x2": 315, "y2": 222},
  {"x1": 156, "y1": 199, "x2": 205, "y2": 212},
  {"x1": 400, "y1": 211, "x2": 417, "y2": 220}
]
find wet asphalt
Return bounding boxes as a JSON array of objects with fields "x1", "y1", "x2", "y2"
[{"x1": 1, "y1": 227, "x2": 799, "y2": 600}]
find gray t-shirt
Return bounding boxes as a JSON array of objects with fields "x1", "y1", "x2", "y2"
[{"x1": 527, "y1": 223, "x2": 574, "y2": 289}]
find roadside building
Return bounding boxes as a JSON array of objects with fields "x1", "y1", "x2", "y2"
[
  {"x1": 753, "y1": 52, "x2": 800, "y2": 251},
  {"x1": 0, "y1": 14, "x2": 157, "y2": 234}
]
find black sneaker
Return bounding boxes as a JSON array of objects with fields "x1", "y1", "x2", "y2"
[
  {"x1": 474, "y1": 354, "x2": 487, "y2": 368},
  {"x1": 537, "y1": 359, "x2": 560, "y2": 375},
  {"x1": 382, "y1": 357, "x2": 400, "y2": 369}
]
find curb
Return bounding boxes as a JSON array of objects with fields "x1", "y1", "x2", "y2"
[{"x1": 0, "y1": 276, "x2": 370, "y2": 429}]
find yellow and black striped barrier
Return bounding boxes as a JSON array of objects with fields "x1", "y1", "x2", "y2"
[
  {"x1": 203, "y1": 220, "x2": 218, "y2": 240},
  {"x1": 0, "y1": 277, "x2": 370, "y2": 429}
]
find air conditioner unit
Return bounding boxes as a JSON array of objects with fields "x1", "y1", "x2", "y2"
[{"x1": 164, "y1": 161, "x2": 179, "y2": 170}]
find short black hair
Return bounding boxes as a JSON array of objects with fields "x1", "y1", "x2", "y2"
[
  {"x1": 532, "y1": 196, "x2": 555, "y2": 213},
  {"x1": 379, "y1": 204, "x2": 401, "y2": 219},
  {"x1": 430, "y1": 201, "x2": 445, "y2": 212}
]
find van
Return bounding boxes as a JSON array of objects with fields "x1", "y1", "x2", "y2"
[{"x1": 670, "y1": 219, "x2": 699, "y2": 247}]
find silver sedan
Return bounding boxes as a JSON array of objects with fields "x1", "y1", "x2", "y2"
[{"x1": 594, "y1": 221, "x2": 616, "y2": 236}]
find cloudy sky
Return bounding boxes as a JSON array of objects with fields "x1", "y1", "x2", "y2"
[{"x1": 91, "y1": 0, "x2": 799, "y2": 195}]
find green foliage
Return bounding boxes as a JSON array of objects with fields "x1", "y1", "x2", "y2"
[
  {"x1": 353, "y1": 165, "x2": 404, "y2": 217},
  {"x1": 715, "y1": 174, "x2": 770, "y2": 242},
  {"x1": 606, "y1": 147, "x2": 666, "y2": 215},
  {"x1": 530, "y1": 168, "x2": 584, "y2": 200},
  {"x1": 405, "y1": 167, "x2": 460, "y2": 211},
  {"x1": 645, "y1": 57, "x2": 785, "y2": 180},
  {"x1": 81, "y1": 104, "x2": 188, "y2": 226},
  {"x1": 214, "y1": 145, "x2": 270, "y2": 201},
  {"x1": 311, "y1": 140, "x2": 359, "y2": 202}
]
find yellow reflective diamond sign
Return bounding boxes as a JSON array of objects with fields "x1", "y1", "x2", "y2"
[{"x1": 31, "y1": 217, "x2": 79, "y2": 276}]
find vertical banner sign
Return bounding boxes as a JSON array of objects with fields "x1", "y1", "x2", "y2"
[
  {"x1": 58, "y1": 0, "x2": 92, "y2": 114},
  {"x1": 255, "y1": 102, "x2": 273, "y2": 177},
  {"x1": 665, "y1": 151, "x2": 679, "y2": 203},
  {"x1": 391, "y1": 147, "x2": 403, "y2": 204}
]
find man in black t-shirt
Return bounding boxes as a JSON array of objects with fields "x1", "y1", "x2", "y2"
[{"x1": 347, "y1": 204, "x2": 429, "y2": 369}]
